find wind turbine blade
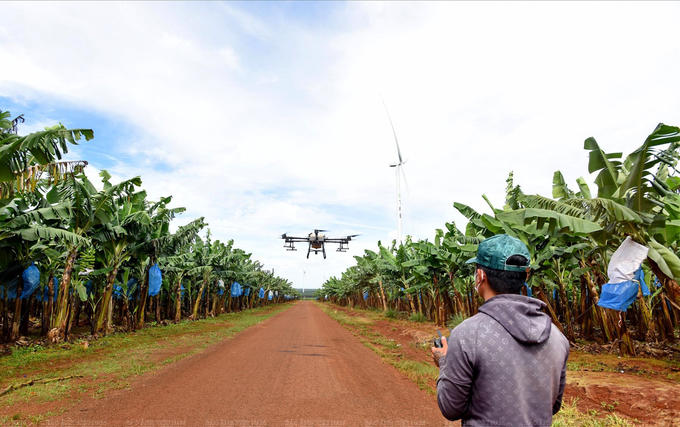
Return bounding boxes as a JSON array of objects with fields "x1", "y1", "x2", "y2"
[{"x1": 380, "y1": 96, "x2": 403, "y2": 164}]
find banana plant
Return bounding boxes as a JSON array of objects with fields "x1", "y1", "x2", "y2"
[
  {"x1": 90, "y1": 185, "x2": 150, "y2": 335},
  {"x1": 158, "y1": 217, "x2": 206, "y2": 322},
  {"x1": 0, "y1": 110, "x2": 93, "y2": 202},
  {"x1": 131, "y1": 195, "x2": 186, "y2": 327}
]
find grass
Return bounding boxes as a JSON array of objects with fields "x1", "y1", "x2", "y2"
[
  {"x1": 600, "y1": 401, "x2": 620, "y2": 411},
  {"x1": 446, "y1": 313, "x2": 466, "y2": 330},
  {"x1": 567, "y1": 352, "x2": 680, "y2": 382},
  {"x1": 384, "y1": 308, "x2": 400, "y2": 319},
  {"x1": 552, "y1": 398, "x2": 635, "y2": 426},
  {"x1": 0, "y1": 302, "x2": 295, "y2": 419},
  {"x1": 316, "y1": 302, "x2": 439, "y2": 395},
  {"x1": 567, "y1": 360, "x2": 617, "y2": 373}
]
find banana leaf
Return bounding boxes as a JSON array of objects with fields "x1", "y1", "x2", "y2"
[
  {"x1": 647, "y1": 238, "x2": 680, "y2": 280},
  {"x1": 497, "y1": 208, "x2": 602, "y2": 235}
]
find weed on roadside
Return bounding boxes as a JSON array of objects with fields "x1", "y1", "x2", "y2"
[
  {"x1": 446, "y1": 314, "x2": 466, "y2": 330},
  {"x1": 322, "y1": 307, "x2": 375, "y2": 327},
  {"x1": 385, "y1": 308, "x2": 399, "y2": 319},
  {"x1": 567, "y1": 361, "x2": 615, "y2": 373},
  {"x1": 552, "y1": 398, "x2": 635, "y2": 426},
  {"x1": 600, "y1": 401, "x2": 620, "y2": 412}
]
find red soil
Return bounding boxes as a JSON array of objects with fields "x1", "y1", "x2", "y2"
[{"x1": 48, "y1": 301, "x2": 457, "y2": 426}]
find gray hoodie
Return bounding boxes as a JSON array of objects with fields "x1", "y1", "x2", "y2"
[{"x1": 437, "y1": 294, "x2": 569, "y2": 426}]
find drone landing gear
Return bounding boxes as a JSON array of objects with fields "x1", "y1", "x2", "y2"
[{"x1": 306, "y1": 243, "x2": 327, "y2": 259}]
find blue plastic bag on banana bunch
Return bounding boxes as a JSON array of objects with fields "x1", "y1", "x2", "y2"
[
  {"x1": 19, "y1": 263, "x2": 40, "y2": 299},
  {"x1": 231, "y1": 281, "x2": 242, "y2": 297},
  {"x1": 597, "y1": 236, "x2": 649, "y2": 312},
  {"x1": 148, "y1": 264, "x2": 162, "y2": 297}
]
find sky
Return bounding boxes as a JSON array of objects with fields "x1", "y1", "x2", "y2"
[{"x1": 1, "y1": 2, "x2": 678, "y2": 290}]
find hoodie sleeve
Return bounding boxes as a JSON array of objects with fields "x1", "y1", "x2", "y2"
[
  {"x1": 552, "y1": 342, "x2": 570, "y2": 414},
  {"x1": 436, "y1": 323, "x2": 476, "y2": 421}
]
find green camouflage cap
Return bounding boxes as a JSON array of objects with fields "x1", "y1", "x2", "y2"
[{"x1": 465, "y1": 234, "x2": 530, "y2": 272}]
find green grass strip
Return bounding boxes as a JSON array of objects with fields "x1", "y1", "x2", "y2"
[{"x1": 552, "y1": 398, "x2": 635, "y2": 426}]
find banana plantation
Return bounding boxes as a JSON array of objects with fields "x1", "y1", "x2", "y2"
[
  {"x1": 0, "y1": 110, "x2": 298, "y2": 344},
  {"x1": 319, "y1": 123, "x2": 680, "y2": 356}
]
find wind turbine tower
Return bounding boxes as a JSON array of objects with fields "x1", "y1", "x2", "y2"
[{"x1": 382, "y1": 99, "x2": 407, "y2": 246}]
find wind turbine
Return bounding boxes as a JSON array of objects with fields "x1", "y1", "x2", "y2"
[
  {"x1": 302, "y1": 269, "x2": 306, "y2": 295},
  {"x1": 382, "y1": 98, "x2": 410, "y2": 247}
]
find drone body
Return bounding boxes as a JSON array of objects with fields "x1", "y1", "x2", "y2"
[{"x1": 281, "y1": 229, "x2": 358, "y2": 259}]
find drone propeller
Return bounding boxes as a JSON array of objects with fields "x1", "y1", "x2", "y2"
[{"x1": 347, "y1": 234, "x2": 360, "y2": 239}]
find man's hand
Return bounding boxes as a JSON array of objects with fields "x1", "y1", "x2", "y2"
[{"x1": 431, "y1": 336, "x2": 448, "y2": 368}]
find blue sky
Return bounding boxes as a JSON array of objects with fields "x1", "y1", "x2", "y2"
[{"x1": 2, "y1": 2, "x2": 679, "y2": 289}]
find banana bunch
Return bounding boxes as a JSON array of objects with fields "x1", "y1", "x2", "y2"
[{"x1": 78, "y1": 247, "x2": 96, "y2": 272}]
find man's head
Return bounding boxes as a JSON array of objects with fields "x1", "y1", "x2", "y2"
[{"x1": 466, "y1": 234, "x2": 530, "y2": 297}]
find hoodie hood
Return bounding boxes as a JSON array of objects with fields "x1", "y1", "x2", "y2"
[{"x1": 478, "y1": 294, "x2": 552, "y2": 344}]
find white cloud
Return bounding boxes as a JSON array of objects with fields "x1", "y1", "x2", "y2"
[
  {"x1": 1, "y1": 2, "x2": 678, "y2": 288},
  {"x1": 217, "y1": 3, "x2": 273, "y2": 39},
  {"x1": 217, "y1": 48, "x2": 241, "y2": 70}
]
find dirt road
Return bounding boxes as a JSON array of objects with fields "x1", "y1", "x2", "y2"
[{"x1": 52, "y1": 301, "x2": 454, "y2": 426}]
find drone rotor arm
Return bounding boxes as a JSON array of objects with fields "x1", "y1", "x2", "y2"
[{"x1": 284, "y1": 236, "x2": 312, "y2": 242}]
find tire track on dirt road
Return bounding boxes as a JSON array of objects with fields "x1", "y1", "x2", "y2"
[{"x1": 52, "y1": 301, "x2": 455, "y2": 426}]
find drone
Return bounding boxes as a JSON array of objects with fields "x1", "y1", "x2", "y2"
[{"x1": 281, "y1": 229, "x2": 358, "y2": 259}]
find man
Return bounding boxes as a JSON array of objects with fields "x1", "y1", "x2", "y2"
[{"x1": 431, "y1": 234, "x2": 569, "y2": 426}]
